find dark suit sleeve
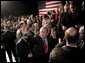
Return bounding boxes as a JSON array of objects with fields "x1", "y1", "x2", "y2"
[
  {"x1": 32, "y1": 37, "x2": 44, "y2": 57},
  {"x1": 48, "y1": 37, "x2": 55, "y2": 53},
  {"x1": 16, "y1": 39, "x2": 30, "y2": 58},
  {"x1": 1, "y1": 32, "x2": 9, "y2": 47}
]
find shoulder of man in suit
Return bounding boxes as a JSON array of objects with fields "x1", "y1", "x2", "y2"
[{"x1": 16, "y1": 38, "x2": 25, "y2": 45}]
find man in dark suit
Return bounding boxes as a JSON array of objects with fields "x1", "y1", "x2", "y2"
[
  {"x1": 1, "y1": 25, "x2": 17, "y2": 62},
  {"x1": 16, "y1": 32, "x2": 34, "y2": 63},
  {"x1": 33, "y1": 27, "x2": 53, "y2": 63},
  {"x1": 49, "y1": 27, "x2": 82, "y2": 63}
]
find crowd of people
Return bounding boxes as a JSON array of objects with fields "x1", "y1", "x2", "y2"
[{"x1": 1, "y1": 1, "x2": 84, "y2": 63}]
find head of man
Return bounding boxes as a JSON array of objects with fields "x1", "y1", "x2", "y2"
[
  {"x1": 59, "y1": 4, "x2": 64, "y2": 13},
  {"x1": 19, "y1": 21, "x2": 27, "y2": 28},
  {"x1": 7, "y1": 21, "x2": 11, "y2": 26},
  {"x1": 51, "y1": 27, "x2": 57, "y2": 38},
  {"x1": 34, "y1": 23, "x2": 39, "y2": 30},
  {"x1": 64, "y1": 1, "x2": 70, "y2": 12},
  {"x1": 39, "y1": 27, "x2": 48, "y2": 39},
  {"x1": 79, "y1": 26, "x2": 84, "y2": 40},
  {"x1": 69, "y1": 2, "x2": 77, "y2": 13},
  {"x1": 64, "y1": 27, "x2": 78, "y2": 44},
  {"x1": 4, "y1": 25, "x2": 10, "y2": 31},
  {"x1": 27, "y1": 19, "x2": 32, "y2": 25}
]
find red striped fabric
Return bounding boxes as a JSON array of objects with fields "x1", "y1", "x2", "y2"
[{"x1": 39, "y1": 1, "x2": 62, "y2": 16}]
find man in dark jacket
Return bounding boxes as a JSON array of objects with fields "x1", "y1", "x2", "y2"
[
  {"x1": 16, "y1": 32, "x2": 34, "y2": 63},
  {"x1": 33, "y1": 27, "x2": 54, "y2": 63},
  {"x1": 49, "y1": 27, "x2": 82, "y2": 63},
  {"x1": 1, "y1": 25, "x2": 17, "y2": 62}
]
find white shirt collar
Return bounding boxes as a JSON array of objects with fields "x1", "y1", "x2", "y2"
[{"x1": 66, "y1": 42, "x2": 77, "y2": 48}]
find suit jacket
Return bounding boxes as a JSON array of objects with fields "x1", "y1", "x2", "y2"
[
  {"x1": 1, "y1": 31, "x2": 16, "y2": 49},
  {"x1": 33, "y1": 36, "x2": 54, "y2": 63},
  {"x1": 50, "y1": 37, "x2": 58, "y2": 48},
  {"x1": 33, "y1": 36, "x2": 54, "y2": 58},
  {"x1": 16, "y1": 37, "x2": 33, "y2": 62}
]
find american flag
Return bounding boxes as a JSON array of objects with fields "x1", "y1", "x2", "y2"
[{"x1": 39, "y1": 1, "x2": 62, "y2": 16}]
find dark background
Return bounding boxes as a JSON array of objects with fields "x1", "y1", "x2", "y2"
[
  {"x1": 1, "y1": 1, "x2": 38, "y2": 17},
  {"x1": 38, "y1": 1, "x2": 46, "y2": 9}
]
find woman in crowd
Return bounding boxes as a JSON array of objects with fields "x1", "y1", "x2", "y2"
[
  {"x1": 50, "y1": 27, "x2": 58, "y2": 48},
  {"x1": 16, "y1": 21, "x2": 28, "y2": 40}
]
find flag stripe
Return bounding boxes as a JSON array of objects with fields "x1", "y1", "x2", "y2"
[
  {"x1": 39, "y1": 1, "x2": 62, "y2": 16},
  {"x1": 39, "y1": 11, "x2": 47, "y2": 12},
  {"x1": 46, "y1": 4, "x2": 61, "y2": 8},
  {"x1": 39, "y1": 8, "x2": 57, "y2": 11},
  {"x1": 39, "y1": 12, "x2": 47, "y2": 14},
  {"x1": 46, "y1": 2, "x2": 61, "y2": 6},
  {"x1": 46, "y1": 1, "x2": 61, "y2": 5}
]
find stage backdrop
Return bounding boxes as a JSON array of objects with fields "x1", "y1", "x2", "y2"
[{"x1": 1, "y1": 1, "x2": 38, "y2": 17}]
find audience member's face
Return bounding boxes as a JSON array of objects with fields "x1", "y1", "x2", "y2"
[
  {"x1": 30, "y1": 15, "x2": 33, "y2": 19},
  {"x1": 79, "y1": 29, "x2": 84, "y2": 40},
  {"x1": 7, "y1": 21, "x2": 11, "y2": 26},
  {"x1": 20, "y1": 21, "x2": 26, "y2": 28},
  {"x1": 70, "y1": 4, "x2": 76, "y2": 13},
  {"x1": 22, "y1": 22, "x2": 26, "y2": 27},
  {"x1": 51, "y1": 30, "x2": 56, "y2": 37},
  {"x1": 55, "y1": 7, "x2": 59, "y2": 13},
  {"x1": 27, "y1": 19, "x2": 32, "y2": 25},
  {"x1": 40, "y1": 28, "x2": 48, "y2": 39},
  {"x1": 59, "y1": 5, "x2": 64, "y2": 13},
  {"x1": 21, "y1": 17, "x2": 24, "y2": 21},
  {"x1": 34, "y1": 23, "x2": 39, "y2": 30},
  {"x1": 64, "y1": 4, "x2": 69, "y2": 12}
]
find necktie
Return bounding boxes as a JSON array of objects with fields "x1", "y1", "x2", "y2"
[{"x1": 42, "y1": 39, "x2": 48, "y2": 54}]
